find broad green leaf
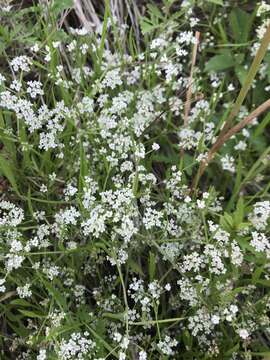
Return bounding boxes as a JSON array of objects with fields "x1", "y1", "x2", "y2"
[
  {"x1": 205, "y1": 51, "x2": 235, "y2": 72},
  {"x1": 140, "y1": 19, "x2": 155, "y2": 34},
  {"x1": 229, "y1": 8, "x2": 252, "y2": 43}
]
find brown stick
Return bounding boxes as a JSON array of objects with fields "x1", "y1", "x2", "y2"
[
  {"x1": 192, "y1": 98, "x2": 270, "y2": 189},
  {"x1": 214, "y1": 23, "x2": 270, "y2": 140},
  {"x1": 207, "y1": 98, "x2": 270, "y2": 162},
  {"x1": 184, "y1": 31, "x2": 200, "y2": 126}
]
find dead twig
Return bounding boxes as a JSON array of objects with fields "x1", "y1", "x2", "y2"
[
  {"x1": 214, "y1": 23, "x2": 270, "y2": 139},
  {"x1": 192, "y1": 98, "x2": 270, "y2": 190}
]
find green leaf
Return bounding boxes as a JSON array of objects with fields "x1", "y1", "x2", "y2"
[
  {"x1": 225, "y1": 343, "x2": 240, "y2": 356},
  {"x1": 207, "y1": 0, "x2": 223, "y2": 5},
  {"x1": 147, "y1": 4, "x2": 163, "y2": 19},
  {"x1": 253, "y1": 112, "x2": 270, "y2": 139},
  {"x1": 0, "y1": 154, "x2": 20, "y2": 195},
  {"x1": 10, "y1": 299, "x2": 34, "y2": 307},
  {"x1": 128, "y1": 258, "x2": 144, "y2": 276},
  {"x1": 233, "y1": 197, "x2": 245, "y2": 225},
  {"x1": 148, "y1": 252, "x2": 156, "y2": 281},
  {"x1": 229, "y1": 8, "x2": 252, "y2": 43},
  {"x1": 252, "y1": 265, "x2": 265, "y2": 284},
  {"x1": 256, "y1": 280, "x2": 270, "y2": 287},
  {"x1": 18, "y1": 310, "x2": 45, "y2": 318},
  {"x1": 220, "y1": 212, "x2": 234, "y2": 231},
  {"x1": 140, "y1": 19, "x2": 155, "y2": 34},
  {"x1": 102, "y1": 312, "x2": 125, "y2": 321},
  {"x1": 51, "y1": 0, "x2": 73, "y2": 15},
  {"x1": 205, "y1": 51, "x2": 235, "y2": 72}
]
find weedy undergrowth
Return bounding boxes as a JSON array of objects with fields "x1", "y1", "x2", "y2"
[{"x1": 0, "y1": 1, "x2": 269, "y2": 359}]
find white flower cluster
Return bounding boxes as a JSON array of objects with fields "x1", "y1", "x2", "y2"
[
  {"x1": 250, "y1": 231, "x2": 270, "y2": 256},
  {"x1": 249, "y1": 201, "x2": 270, "y2": 230},
  {"x1": 157, "y1": 335, "x2": 178, "y2": 356},
  {"x1": 0, "y1": 201, "x2": 24, "y2": 227},
  {"x1": 17, "y1": 283, "x2": 32, "y2": 298},
  {"x1": 57, "y1": 332, "x2": 96, "y2": 359},
  {"x1": 10, "y1": 55, "x2": 32, "y2": 72}
]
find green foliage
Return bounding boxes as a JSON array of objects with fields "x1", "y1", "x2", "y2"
[{"x1": 0, "y1": 1, "x2": 269, "y2": 359}]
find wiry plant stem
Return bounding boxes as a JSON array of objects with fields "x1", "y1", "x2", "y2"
[
  {"x1": 192, "y1": 98, "x2": 270, "y2": 191},
  {"x1": 220, "y1": 23, "x2": 270, "y2": 136},
  {"x1": 192, "y1": 23, "x2": 270, "y2": 190},
  {"x1": 184, "y1": 31, "x2": 200, "y2": 126}
]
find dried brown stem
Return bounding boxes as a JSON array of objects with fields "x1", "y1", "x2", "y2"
[
  {"x1": 215, "y1": 23, "x2": 270, "y2": 139},
  {"x1": 192, "y1": 98, "x2": 270, "y2": 189},
  {"x1": 207, "y1": 98, "x2": 270, "y2": 162}
]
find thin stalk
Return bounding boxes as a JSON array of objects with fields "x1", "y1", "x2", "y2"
[
  {"x1": 192, "y1": 23, "x2": 270, "y2": 190},
  {"x1": 116, "y1": 260, "x2": 129, "y2": 337},
  {"x1": 192, "y1": 98, "x2": 270, "y2": 190},
  {"x1": 184, "y1": 31, "x2": 200, "y2": 126},
  {"x1": 220, "y1": 23, "x2": 270, "y2": 136},
  {"x1": 130, "y1": 317, "x2": 185, "y2": 326}
]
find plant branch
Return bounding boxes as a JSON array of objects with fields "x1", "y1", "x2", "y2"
[
  {"x1": 192, "y1": 98, "x2": 270, "y2": 190},
  {"x1": 218, "y1": 23, "x2": 270, "y2": 137},
  {"x1": 184, "y1": 31, "x2": 200, "y2": 126}
]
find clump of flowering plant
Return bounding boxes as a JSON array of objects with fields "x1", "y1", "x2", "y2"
[{"x1": 0, "y1": 1, "x2": 269, "y2": 359}]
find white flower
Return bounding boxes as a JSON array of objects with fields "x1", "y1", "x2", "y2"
[
  {"x1": 57, "y1": 332, "x2": 96, "y2": 359},
  {"x1": 10, "y1": 80, "x2": 22, "y2": 92},
  {"x1": 250, "y1": 231, "x2": 270, "y2": 255},
  {"x1": 11, "y1": 56, "x2": 32, "y2": 72},
  {"x1": 249, "y1": 201, "x2": 270, "y2": 230},
  {"x1": 152, "y1": 142, "x2": 160, "y2": 151},
  {"x1": 239, "y1": 328, "x2": 249, "y2": 340},
  {"x1": 17, "y1": 283, "x2": 32, "y2": 298},
  {"x1": 37, "y1": 349, "x2": 46, "y2": 360},
  {"x1": 139, "y1": 350, "x2": 147, "y2": 360},
  {"x1": 234, "y1": 140, "x2": 247, "y2": 151},
  {"x1": 0, "y1": 278, "x2": 6, "y2": 293},
  {"x1": 55, "y1": 207, "x2": 80, "y2": 226},
  {"x1": 165, "y1": 283, "x2": 171, "y2": 291},
  {"x1": 197, "y1": 199, "x2": 205, "y2": 209},
  {"x1": 211, "y1": 315, "x2": 220, "y2": 325},
  {"x1": 257, "y1": 1, "x2": 270, "y2": 16},
  {"x1": 0, "y1": 201, "x2": 24, "y2": 227},
  {"x1": 157, "y1": 335, "x2": 178, "y2": 356},
  {"x1": 31, "y1": 43, "x2": 40, "y2": 52},
  {"x1": 27, "y1": 80, "x2": 44, "y2": 99},
  {"x1": 220, "y1": 155, "x2": 235, "y2": 173},
  {"x1": 0, "y1": 74, "x2": 6, "y2": 85},
  {"x1": 40, "y1": 184, "x2": 47, "y2": 193},
  {"x1": 5, "y1": 254, "x2": 25, "y2": 272}
]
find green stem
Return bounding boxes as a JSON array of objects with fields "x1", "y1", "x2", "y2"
[
  {"x1": 221, "y1": 23, "x2": 270, "y2": 135},
  {"x1": 130, "y1": 317, "x2": 185, "y2": 326},
  {"x1": 116, "y1": 259, "x2": 129, "y2": 337}
]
